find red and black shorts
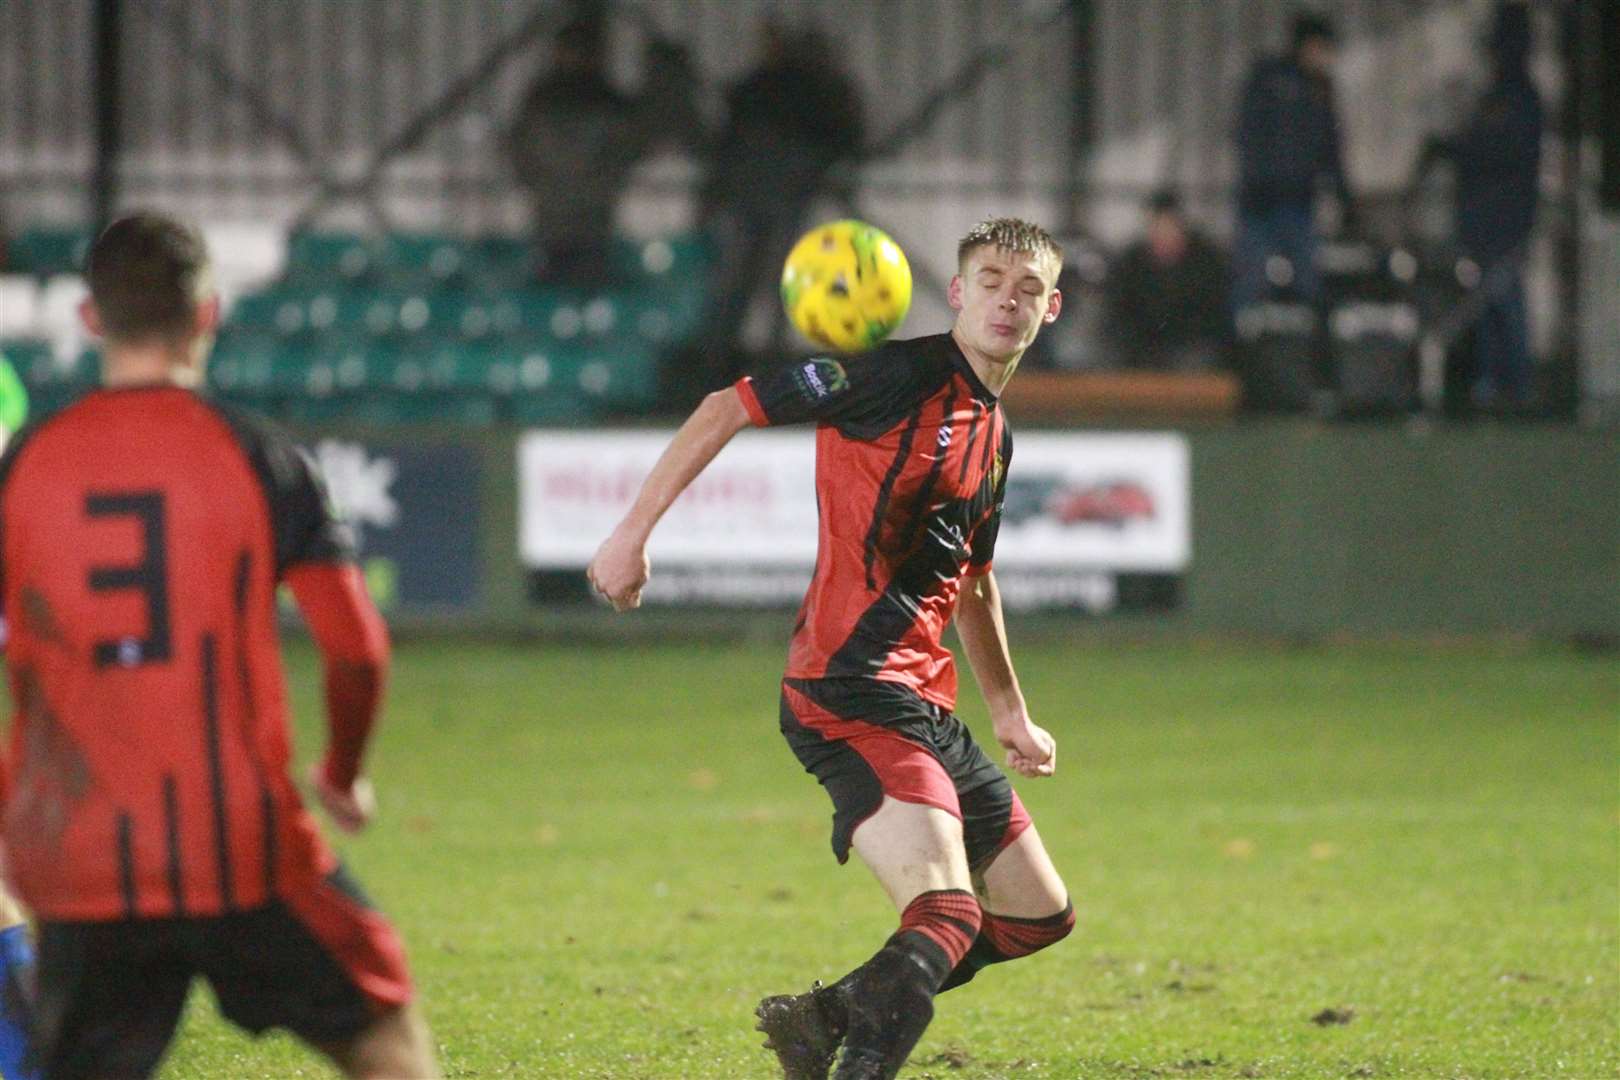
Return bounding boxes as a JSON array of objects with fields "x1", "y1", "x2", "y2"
[
  {"x1": 33, "y1": 863, "x2": 412, "y2": 1080},
  {"x1": 780, "y1": 676, "x2": 1032, "y2": 870}
]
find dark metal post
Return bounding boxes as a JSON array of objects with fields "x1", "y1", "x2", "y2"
[
  {"x1": 1553, "y1": 0, "x2": 1588, "y2": 416},
  {"x1": 1065, "y1": 0, "x2": 1097, "y2": 237},
  {"x1": 92, "y1": 0, "x2": 124, "y2": 229},
  {"x1": 1599, "y1": 0, "x2": 1620, "y2": 211}
]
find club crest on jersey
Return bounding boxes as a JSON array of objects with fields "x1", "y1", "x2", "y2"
[
  {"x1": 791, "y1": 357, "x2": 849, "y2": 402},
  {"x1": 991, "y1": 450, "x2": 1005, "y2": 492}
]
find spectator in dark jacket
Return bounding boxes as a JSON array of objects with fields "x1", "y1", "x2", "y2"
[
  {"x1": 1429, "y1": 2, "x2": 1543, "y2": 407},
  {"x1": 1107, "y1": 191, "x2": 1231, "y2": 371},
  {"x1": 504, "y1": 17, "x2": 700, "y2": 288},
  {"x1": 505, "y1": 16, "x2": 634, "y2": 287},
  {"x1": 1231, "y1": 12, "x2": 1354, "y2": 311},
  {"x1": 693, "y1": 18, "x2": 865, "y2": 385}
]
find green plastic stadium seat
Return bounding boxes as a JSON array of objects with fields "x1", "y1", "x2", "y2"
[
  {"x1": 499, "y1": 289, "x2": 584, "y2": 344},
  {"x1": 610, "y1": 284, "x2": 701, "y2": 348},
  {"x1": 8, "y1": 228, "x2": 91, "y2": 277},
  {"x1": 4, "y1": 338, "x2": 97, "y2": 414},
  {"x1": 284, "y1": 232, "x2": 378, "y2": 285},
  {"x1": 508, "y1": 388, "x2": 595, "y2": 426},
  {"x1": 1, "y1": 339, "x2": 58, "y2": 387},
  {"x1": 280, "y1": 394, "x2": 354, "y2": 424},
  {"x1": 225, "y1": 289, "x2": 304, "y2": 335},
  {"x1": 613, "y1": 233, "x2": 714, "y2": 284},
  {"x1": 382, "y1": 234, "x2": 469, "y2": 289},
  {"x1": 406, "y1": 292, "x2": 483, "y2": 339},
  {"x1": 308, "y1": 288, "x2": 402, "y2": 339},
  {"x1": 570, "y1": 343, "x2": 660, "y2": 413},
  {"x1": 208, "y1": 329, "x2": 283, "y2": 399},
  {"x1": 466, "y1": 235, "x2": 535, "y2": 287},
  {"x1": 464, "y1": 347, "x2": 519, "y2": 403},
  {"x1": 322, "y1": 334, "x2": 395, "y2": 394}
]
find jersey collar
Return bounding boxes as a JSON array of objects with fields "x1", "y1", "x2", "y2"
[{"x1": 943, "y1": 335, "x2": 1000, "y2": 405}]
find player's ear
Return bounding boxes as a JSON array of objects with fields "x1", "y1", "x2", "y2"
[
  {"x1": 1043, "y1": 288, "x2": 1062, "y2": 324},
  {"x1": 195, "y1": 293, "x2": 222, "y2": 337},
  {"x1": 79, "y1": 298, "x2": 105, "y2": 339},
  {"x1": 947, "y1": 274, "x2": 964, "y2": 312}
]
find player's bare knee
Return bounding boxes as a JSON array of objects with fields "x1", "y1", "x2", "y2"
[{"x1": 327, "y1": 1005, "x2": 439, "y2": 1080}]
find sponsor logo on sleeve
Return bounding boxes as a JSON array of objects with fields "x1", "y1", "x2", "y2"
[{"x1": 790, "y1": 357, "x2": 849, "y2": 403}]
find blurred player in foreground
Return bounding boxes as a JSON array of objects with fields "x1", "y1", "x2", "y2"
[
  {"x1": 0, "y1": 214, "x2": 437, "y2": 1078},
  {"x1": 0, "y1": 351, "x2": 34, "y2": 1079},
  {"x1": 590, "y1": 218, "x2": 1074, "y2": 1080}
]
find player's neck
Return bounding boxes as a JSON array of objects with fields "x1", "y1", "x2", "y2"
[
  {"x1": 950, "y1": 327, "x2": 1021, "y2": 397},
  {"x1": 101, "y1": 341, "x2": 204, "y2": 389}
]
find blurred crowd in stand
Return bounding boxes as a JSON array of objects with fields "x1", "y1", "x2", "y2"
[
  {"x1": 503, "y1": 9, "x2": 863, "y2": 405},
  {"x1": 0, "y1": 1, "x2": 1551, "y2": 422},
  {"x1": 1029, "y1": 2, "x2": 1545, "y2": 419}
]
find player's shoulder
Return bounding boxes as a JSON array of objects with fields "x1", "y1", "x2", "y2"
[
  {"x1": 197, "y1": 395, "x2": 298, "y2": 456},
  {"x1": 868, "y1": 332, "x2": 955, "y2": 365},
  {"x1": 846, "y1": 333, "x2": 959, "y2": 390},
  {"x1": 186, "y1": 396, "x2": 334, "y2": 513},
  {"x1": 0, "y1": 390, "x2": 96, "y2": 493}
]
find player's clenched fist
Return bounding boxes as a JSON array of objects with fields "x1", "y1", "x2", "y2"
[
  {"x1": 310, "y1": 763, "x2": 376, "y2": 833},
  {"x1": 996, "y1": 718, "x2": 1057, "y2": 779},
  {"x1": 587, "y1": 530, "x2": 650, "y2": 612}
]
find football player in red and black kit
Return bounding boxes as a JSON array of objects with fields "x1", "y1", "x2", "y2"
[
  {"x1": 0, "y1": 214, "x2": 438, "y2": 1078},
  {"x1": 590, "y1": 218, "x2": 1074, "y2": 1080}
]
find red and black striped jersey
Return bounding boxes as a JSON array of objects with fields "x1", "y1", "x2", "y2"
[
  {"x1": 736, "y1": 333, "x2": 1010, "y2": 710},
  {"x1": 0, "y1": 386, "x2": 353, "y2": 920}
]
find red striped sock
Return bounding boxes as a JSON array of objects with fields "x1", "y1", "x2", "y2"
[
  {"x1": 897, "y1": 888, "x2": 982, "y2": 970},
  {"x1": 980, "y1": 901, "x2": 1076, "y2": 958}
]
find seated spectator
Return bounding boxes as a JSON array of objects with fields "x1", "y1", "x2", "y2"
[{"x1": 1106, "y1": 191, "x2": 1231, "y2": 371}]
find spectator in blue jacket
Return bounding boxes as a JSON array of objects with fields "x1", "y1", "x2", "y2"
[
  {"x1": 1231, "y1": 12, "x2": 1354, "y2": 312},
  {"x1": 1429, "y1": 2, "x2": 1543, "y2": 408}
]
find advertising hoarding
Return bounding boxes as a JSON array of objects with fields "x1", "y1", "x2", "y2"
[{"x1": 518, "y1": 429, "x2": 1188, "y2": 613}]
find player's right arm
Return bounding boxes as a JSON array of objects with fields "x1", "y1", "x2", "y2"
[
  {"x1": 587, "y1": 387, "x2": 751, "y2": 611},
  {"x1": 286, "y1": 562, "x2": 389, "y2": 832},
  {"x1": 239, "y1": 417, "x2": 387, "y2": 832}
]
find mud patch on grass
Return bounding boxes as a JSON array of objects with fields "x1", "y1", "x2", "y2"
[
  {"x1": 1311, "y1": 1006, "x2": 1356, "y2": 1025},
  {"x1": 918, "y1": 1046, "x2": 972, "y2": 1068}
]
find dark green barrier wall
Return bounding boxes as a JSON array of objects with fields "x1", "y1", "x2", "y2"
[
  {"x1": 304, "y1": 422, "x2": 1618, "y2": 640},
  {"x1": 1183, "y1": 424, "x2": 1619, "y2": 638}
]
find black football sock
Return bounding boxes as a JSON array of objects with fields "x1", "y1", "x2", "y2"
[{"x1": 830, "y1": 889, "x2": 979, "y2": 1080}]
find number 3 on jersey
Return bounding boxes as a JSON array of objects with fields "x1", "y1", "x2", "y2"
[{"x1": 86, "y1": 491, "x2": 172, "y2": 668}]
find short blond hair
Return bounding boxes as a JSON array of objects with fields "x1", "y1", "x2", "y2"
[{"x1": 956, "y1": 217, "x2": 1063, "y2": 273}]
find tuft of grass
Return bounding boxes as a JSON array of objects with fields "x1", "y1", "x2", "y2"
[{"x1": 128, "y1": 641, "x2": 1617, "y2": 1078}]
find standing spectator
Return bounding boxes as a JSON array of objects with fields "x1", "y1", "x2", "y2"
[
  {"x1": 1231, "y1": 11, "x2": 1354, "y2": 311},
  {"x1": 694, "y1": 18, "x2": 865, "y2": 387},
  {"x1": 1424, "y1": 2, "x2": 1543, "y2": 408},
  {"x1": 1106, "y1": 191, "x2": 1231, "y2": 371},
  {"x1": 505, "y1": 16, "x2": 636, "y2": 287},
  {"x1": 505, "y1": 16, "x2": 701, "y2": 289}
]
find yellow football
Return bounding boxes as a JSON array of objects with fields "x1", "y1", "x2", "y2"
[{"x1": 780, "y1": 220, "x2": 912, "y2": 353}]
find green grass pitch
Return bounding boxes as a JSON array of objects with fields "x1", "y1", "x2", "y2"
[{"x1": 141, "y1": 640, "x2": 1615, "y2": 1078}]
